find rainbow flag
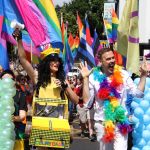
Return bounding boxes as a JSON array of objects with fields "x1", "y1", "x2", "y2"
[
  {"x1": 85, "y1": 15, "x2": 93, "y2": 46},
  {"x1": 33, "y1": 0, "x2": 63, "y2": 50},
  {"x1": 63, "y1": 25, "x2": 74, "y2": 73},
  {"x1": 77, "y1": 13, "x2": 84, "y2": 38},
  {"x1": 0, "y1": 36, "x2": 9, "y2": 69},
  {"x1": 74, "y1": 35, "x2": 79, "y2": 48},
  {"x1": 61, "y1": 21, "x2": 65, "y2": 44},
  {"x1": 68, "y1": 33, "x2": 74, "y2": 50},
  {"x1": 26, "y1": 51, "x2": 40, "y2": 64},
  {"x1": 14, "y1": 0, "x2": 50, "y2": 49},
  {"x1": 103, "y1": 19, "x2": 113, "y2": 43},
  {"x1": 0, "y1": 0, "x2": 4, "y2": 33},
  {"x1": 72, "y1": 35, "x2": 79, "y2": 59},
  {"x1": 112, "y1": 8, "x2": 119, "y2": 42},
  {"x1": 1, "y1": 0, "x2": 40, "y2": 56}
]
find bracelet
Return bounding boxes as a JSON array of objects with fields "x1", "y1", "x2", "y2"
[{"x1": 61, "y1": 82, "x2": 68, "y2": 90}]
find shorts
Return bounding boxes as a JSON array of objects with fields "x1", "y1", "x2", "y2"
[{"x1": 77, "y1": 104, "x2": 95, "y2": 123}]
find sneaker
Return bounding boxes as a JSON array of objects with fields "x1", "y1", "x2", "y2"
[
  {"x1": 83, "y1": 129, "x2": 89, "y2": 134},
  {"x1": 89, "y1": 134, "x2": 96, "y2": 142},
  {"x1": 80, "y1": 131, "x2": 85, "y2": 138}
]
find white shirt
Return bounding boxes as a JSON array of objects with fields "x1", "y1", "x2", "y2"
[{"x1": 87, "y1": 69, "x2": 144, "y2": 121}]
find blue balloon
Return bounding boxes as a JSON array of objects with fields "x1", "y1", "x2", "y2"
[
  {"x1": 146, "y1": 124, "x2": 150, "y2": 130},
  {"x1": 140, "y1": 100, "x2": 149, "y2": 110},
  {"x1": 144, "y1": 87, "x2": 149, "y2": 95},
  {"x1": 132, "y1": 147, "x2": 140, "y2": 150},
  {"x1": 143, "y1": 115, "x2": 150, "y2": 125},
  {"x1": 142, "y1": 146, "x2": 150, "y2": 150},
  {"x1": 133, "y1": 97, "x2": 143, "y2": 103},
  {"x1": 147, "y1": 141, "x2": 150, "y2": 146},
  {"x1": 146, "y1": 78, "x2": 150, "y2": 87},
  {"x1": 132, "y1": 115, "x2": 139, "y2": 123},
  {"x1": 143, "y1": 130, "x2": 150, "y2": 141},
  {"x1": 134, "y1": 107, "x2": 144, "y2": 118},
  {"x1": 131, "y1": 101, "x2": 139, "y2": 109},
  {"x1": 132, "y1": 130, "x2": 140, "y2": 139},
  {"x1": 137, "y1": 138, "x2": 146, "y2": 148},
  {"x1": 144, "y1": 92, "x2": 150, "y2": 100},
  {"x1": 146, "y1": 108, "x2": 150, "y2": 115},
  {"x1": 134, "y1": 124, "x2": 145, "y2": 133}
]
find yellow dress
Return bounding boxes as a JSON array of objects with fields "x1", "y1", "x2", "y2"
[
  {"x1": 38, "y1": 78, "x2": 61, "y2": 99},
  {"x1": 33, "y1": 77, "x2": 68, "y2": 119}
]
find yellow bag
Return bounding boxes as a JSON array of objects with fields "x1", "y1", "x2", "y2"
[{"x1": 13, "y1": 140, "x2": 24, "y2": 150}]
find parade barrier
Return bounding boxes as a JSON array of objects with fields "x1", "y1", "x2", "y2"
[
  {"x1": 0, "y1": 78, "x2": 16, "y2": 150},
  {"x1": 29, "y1": 97, "x2": 71, "y2": 149},
  {"x1": 132, "y1": 78, "x2": 150, "y2": 150}
]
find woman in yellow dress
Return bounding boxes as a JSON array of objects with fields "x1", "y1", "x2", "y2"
[
  {"x1": 13, "y1": 29, "x2": 79, "y2": 150},
  {"x1": 13, "y1": 29, "x2": 79, "y2": 104}
]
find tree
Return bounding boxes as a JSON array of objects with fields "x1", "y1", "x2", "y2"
[{"x1": 56, "y1": 0, "x2": 105, "y2": 38}]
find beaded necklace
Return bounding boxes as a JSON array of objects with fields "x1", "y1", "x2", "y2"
[{"x1": 93, "y1": 65, "x2": 132, "y2": 143}]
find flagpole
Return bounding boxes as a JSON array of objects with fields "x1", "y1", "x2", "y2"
[
  {"x1": 102, "y1": 13, "x2": 111, "y2": 48},
  {"x1": 30, "y1": 40, "x2": 33, "y2": 63}
]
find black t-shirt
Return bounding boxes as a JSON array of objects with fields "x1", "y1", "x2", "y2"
[
  {"x1": 13, "y1": 89, "x2": 28, "y2": 139},
  {"x1": 14, "y1": 89, "x2": 28, "y2": 116}
]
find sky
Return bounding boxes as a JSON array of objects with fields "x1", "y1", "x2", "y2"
[{"x1": 53, "y1": 0, "x2": 72, "y2": 6}]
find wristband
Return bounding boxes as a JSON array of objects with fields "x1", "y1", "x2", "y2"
[{"x1": 61, "y1": 82, "x2": 68, "y2": 90}]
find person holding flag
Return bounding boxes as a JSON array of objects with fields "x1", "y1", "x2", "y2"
[{"x1": 13, "y1": 28, "x2": 79, "y2": 102}]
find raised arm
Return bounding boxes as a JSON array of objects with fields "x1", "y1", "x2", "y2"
[
  {"x1": 65, "y1": 85, "x2": 79, "y2": 104},
  {"x1": 13, "y1": 29, "x2": 37, "y2": 84},
  {"x1": 79, "y1": 61, "x2": 93, "y2": 103},
  {"x1": 138, "y1": 56, "x2": 148, "y2": 92}
]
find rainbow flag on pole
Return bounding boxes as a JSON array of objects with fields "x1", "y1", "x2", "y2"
[
  {"x1": 1, "y1": 0, "x2": 40, "y2": 56},
  {"x1": 0, "y1": 37, "x2": 9, "y2": 69},
  {"x1": 72, "y1": 35, "x2": 79, "y2": 60},
  {"x1": 33, "y1": 0, "x2": 63, "y2": 50},
  {"x1": 85, "y1": 14, "x2": 93, "y2": 46},
  {"x1": 68, "y1": 33, "x2": 74, "y2": 50},
  {"x1": 77, "y1": 13, "x2": 84, "y2": 38},
  {"x1": 112, "y1": 8, "x2": 119, "y2": 42},
  {"x1": 0, "y1": 0, "x2": 4, "y2": 34},
  {"x1": 63, "y1": 24, "x2": 74, "y2": 73},
  {"x1": 103, "y1": 19, "x2": 113, "y2": 43}
]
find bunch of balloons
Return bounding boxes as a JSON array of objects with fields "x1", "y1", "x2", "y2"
[
  {"x1": 0, "y1": 77, "x2": 16, "y2": 150},
  {"x1": 132, "y1": 78, "x2": 150, "y2": 150}
]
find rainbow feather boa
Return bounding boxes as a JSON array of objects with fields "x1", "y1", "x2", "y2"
[{"x1": 93, "y1": 65, "x2": 132, "y2": 143}]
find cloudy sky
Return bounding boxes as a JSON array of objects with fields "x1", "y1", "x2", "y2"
[{"x1": 53, "y1": 0, "x2": 72, "y2": 6}]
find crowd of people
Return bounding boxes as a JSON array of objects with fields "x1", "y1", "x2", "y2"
[{"x1": 0, "y1": 28, "x2": 148, "y2": 150}]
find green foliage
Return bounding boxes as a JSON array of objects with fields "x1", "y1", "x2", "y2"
[{"x1": 56, "y1": 0, "x2": 105, "y2": 37}]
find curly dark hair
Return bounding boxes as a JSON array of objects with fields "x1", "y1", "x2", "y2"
[{"x1": 36, "y1": 54, "x2": 65, "y2": 92}]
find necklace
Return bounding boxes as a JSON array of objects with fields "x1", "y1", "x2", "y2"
[{"x1": 93, "y1": 65, "x2": 132, "y2": 143}]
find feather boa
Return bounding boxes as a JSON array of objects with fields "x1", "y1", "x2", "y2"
[{"x1": 93, "y1": 65, "x2": 132, "y2": 143}]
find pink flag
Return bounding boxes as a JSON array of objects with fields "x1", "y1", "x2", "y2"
[{"x1": 15, "y1": 0, "x2": 50, "y2": 48}]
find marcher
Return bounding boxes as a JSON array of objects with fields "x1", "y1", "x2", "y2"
[
  {"x1": 80, "y1": 48, "x2": 147, "y2": 150},
  {"x1": 13, "y1": 29, "x2": 79, "y2": 149},
  {"x1": 13, "y1": 29, "x2": 79, "y2": 104},
  {"x1": 75, "y1": 76, "x2": 96, "y2": 141},
  {"x1": 0, "y1": 69, "x2": 27, "y2": 150}
]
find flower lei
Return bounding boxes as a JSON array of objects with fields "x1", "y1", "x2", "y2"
[{"x1": 93, "y1": 65, "x2": 132, "y2": 143}]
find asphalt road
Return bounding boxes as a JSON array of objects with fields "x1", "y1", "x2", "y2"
[
  {"x1": 68, "y1": 139, "x2": 99, "y2": 150},
  {"x1": 68, "y1": 115, "x2": 99, "y2": 150}
]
